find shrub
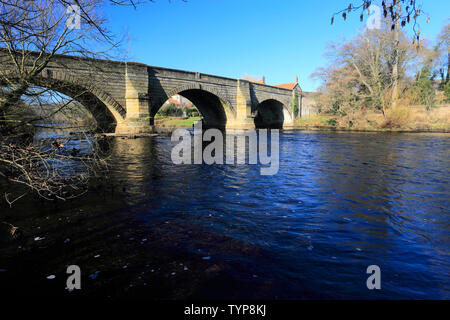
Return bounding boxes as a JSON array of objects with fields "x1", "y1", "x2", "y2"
[
  {"x1": 380, "y1": 106, "x2": 410, "y2": 128},
  {"x1": 444, "y1": 81, "x2": 450, "y2": 102},
  {"x1": 407, "y1": 67, "x2": 436, "y2": 110},
  {"x1": 157, "y1": 103, "x2": 181, "y2": 117},
  {"x1": 291, "y1": 91, "x2": 299, "y2": 118}
]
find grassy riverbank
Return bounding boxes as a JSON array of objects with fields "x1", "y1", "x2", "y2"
[
  {"x1": 295, "y1": 105, "x2": 450, "y2": 132},
  {"x1": 152, "y1": 107, "x2": 449, "y2": 133},
  {"x1": 154, "y1": 116, "x2": 202, "y2": 129}
]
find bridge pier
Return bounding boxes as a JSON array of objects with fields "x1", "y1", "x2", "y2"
[
  {"x1": 115, "y1": 119, "x2": 154, "y2": 135},
  {"x1": 226, "y1": 80, "x2": 256, "y2": 130},
  {"x1": 115, "y1": 63, "x2": 155, "y2": 134},
  {"x1": 115, "y1": 91, "x2": 154, "y2": 134},
  {"x1": 226, "y1": 117, "x2": 255, "y2": 130}
]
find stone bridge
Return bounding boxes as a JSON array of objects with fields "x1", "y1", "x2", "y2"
[{"x1": 1, "y1": 51, "x2": 303, "y2": 134}]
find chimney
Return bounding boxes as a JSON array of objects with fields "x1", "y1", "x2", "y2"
[
  {"x1": 296, "y1": 75, "x2": 298, "y2": 83},
  {"x1": 262, "y1": 75, "x2": 266, "y2": 84}
]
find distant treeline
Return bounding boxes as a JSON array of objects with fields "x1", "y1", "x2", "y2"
[{"x1": 156, "y1": 103, "x2": 200, "y2": 118}]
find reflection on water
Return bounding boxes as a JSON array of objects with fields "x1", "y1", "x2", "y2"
[{"x1": 1, "y1": 131, "x2": 449, "y2": 299}]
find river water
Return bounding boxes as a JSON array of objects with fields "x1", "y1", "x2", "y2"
[{"x1": 0, "y1": 130, "x2": 449, "y2": 299}]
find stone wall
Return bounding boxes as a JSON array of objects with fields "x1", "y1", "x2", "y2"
[{"x1": 300, "y1": 92, "x2": 319, "y2": 117}]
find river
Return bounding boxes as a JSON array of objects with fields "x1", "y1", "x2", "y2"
[{"x1": 0, "y1": 130, "x2": 449, "y2": 299}]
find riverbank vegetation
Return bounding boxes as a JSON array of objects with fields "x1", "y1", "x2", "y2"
[
  {"x1": 297, "y1": 105, "x2": 449, "y2": 131},
  {"x1": 156, "y1": 103, "x2": 200, "y2": 118},
  {"x1": 310, "y1": 1, "x2": 449, "y2": 131}
]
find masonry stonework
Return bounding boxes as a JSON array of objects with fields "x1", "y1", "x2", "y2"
[{"x1": 0, "y1": 50, "x2": 300, "y2": 133}]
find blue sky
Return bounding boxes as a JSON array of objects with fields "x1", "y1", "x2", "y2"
[{"x1": 105, "y1": 0, "x2": 450, "y2": 92}]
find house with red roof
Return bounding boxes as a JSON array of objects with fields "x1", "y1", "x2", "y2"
[
  {"x1": 273, "y1": 76, "x2": 302, "y2": 92},
  {"x1": 272, "y1": 76, "x2": 303, "y2": 118},
  {"x1": 272, "y1": 76, "x2": 318, "y2": 118},
  {"x1": 164, "y1": 94, "x2": 194, "y2": 108}
]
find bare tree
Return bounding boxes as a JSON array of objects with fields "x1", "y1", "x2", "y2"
[
  {"x1": 436, "y1": 23, "x2": 450, "y2": 85},
  {"x1": 313, "y1": 21, "x2": 415, "y2": 119},
  {"x1": 0, "y1": 0, "x2": 118, "y2": 118},
  {"x1": 0, "y1": 0, "x2": 130, "y2": 203},
  {"x1": 331, "y1": 1, "x2": 430, "y2": 108},
  {"x1": 0, "y1": 0, "x2": 189, "y2": 206}
]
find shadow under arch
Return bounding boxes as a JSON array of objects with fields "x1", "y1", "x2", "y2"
[
  {"x1": 254, "y1": 99, "x2": 285, "y2": 129},
  {"x1": 2, "y1": 73, "x2": 126, "y2": 133},
  {"x1": 153, "y1": 88, "x2": 228, "y2": 129}
]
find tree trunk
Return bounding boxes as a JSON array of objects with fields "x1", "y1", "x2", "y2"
[
  {"x1": 391, "y1": 3, "x2": 401, "y2": 109},
  {"x1": 446, "y1": 52, "x2": 450, "y2": 84}
]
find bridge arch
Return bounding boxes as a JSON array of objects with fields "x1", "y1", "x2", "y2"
[
  {"x1": 2, "y1": 70, "x2": 126, "y2": 132},
  {"x1": 254, "y1": 98, "x2": 293, "y2": 129},
  {"x1": 154, "y1": 84, "x2": 233, "y2": 129}
]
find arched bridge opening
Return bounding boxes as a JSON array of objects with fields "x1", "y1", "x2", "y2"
[
  {"x1": 2, "y1": 76, "x2": 126, "y2": 133},
  {"x1": 153, "y1": 89, "x2": 228, "y2": 129},
  {"x1": 254, "y1": 99, "x2": 285, "y2": 129}
]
